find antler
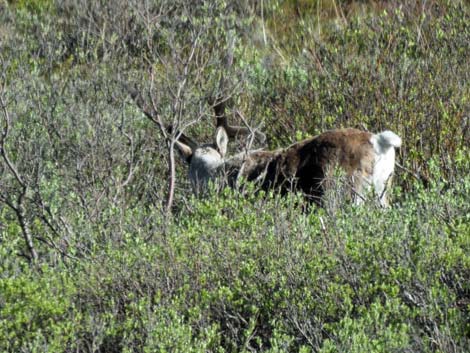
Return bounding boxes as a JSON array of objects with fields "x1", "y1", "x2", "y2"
[
  {"x1": 210, "y1": 95, "x2": 266, "y2": 145},
  {"x1": 210, "y1": 33, "x2": 266, "y2": 144},
  {"x1": 211, "y1": 95, "x2": 250, "y2": 138}
]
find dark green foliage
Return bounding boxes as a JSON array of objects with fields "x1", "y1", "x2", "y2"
[
  {"x1": 0, "y1": 0, "x2": 469, "y2": 352},
  {"x1": 1, "y1": 180, "x2": 469, "y2": 352}
]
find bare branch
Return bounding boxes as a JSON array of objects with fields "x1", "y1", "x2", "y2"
[
  {"x1": 396, "y1": 162, "x2": 430, "y2": 188},
  {"x1": 16, "y1": 189, "x2": 38, "y2": 263},
  {"x1": 126, "y1": 84, "x2": 198, "y2": 149},
  {"x1": 235, "y1": 110, "x2": 267, "y2": 146},
  {"x1": 0, "y1": 94, "x2": 26, "y2": 187},
  {"x1": 0, "y1": 84, "x2": 38, "y2": 264}
]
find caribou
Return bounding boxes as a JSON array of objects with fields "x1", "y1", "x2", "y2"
[
  {"x1": 131, "y1": 90, "x2": 402, "y2": 207},
  {"x1": 176, "y1": 125, "x2": 401, "y2": 206}
]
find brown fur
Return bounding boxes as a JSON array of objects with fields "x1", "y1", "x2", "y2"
[{"x1": 222, "y1": 128, "x2": 376, "y2": 203}]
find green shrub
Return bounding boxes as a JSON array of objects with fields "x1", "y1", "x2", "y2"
[
  {"x1": 1, "y1": 175, "x2": 469, "y2": 351},
  {"x1": 0, "y1": 264, "x2": 78, "y2": 352}
]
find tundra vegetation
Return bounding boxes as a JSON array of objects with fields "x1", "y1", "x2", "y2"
[{"x1": 0, "y1": 0, "x2": 469, "y2": 352}]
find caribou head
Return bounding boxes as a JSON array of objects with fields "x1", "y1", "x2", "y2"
[{"x1": 175, "y1": 126, "x2": 230, "y2": 193}]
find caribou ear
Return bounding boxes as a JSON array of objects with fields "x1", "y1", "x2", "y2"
[
  {"x1": 215, "y1": 126, "x2": 228, "y2": 158},
  {"x1": 175, "y1": 140, "x2": 193, "y2": 164}
]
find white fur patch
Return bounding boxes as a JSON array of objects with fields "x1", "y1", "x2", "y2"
[
  {"x1": 188, "y1": 147, "x2": 224, "y2": 192},
  {"x1": 371, "y1": 131, "x2": 402, "y2": 153},
  {"x1": 370, "y1": 130, "x2": 401, "y2": 206},
  {"x1": 373, "y1": 147, "x2": 396, "y2": 206}
]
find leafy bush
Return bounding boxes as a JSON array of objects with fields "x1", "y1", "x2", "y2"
[
  {"x1": 0, "y1": 263, "x2": 78, "y2": 352},
  {"x1": 2, "y1": 177, "x2": 468, "y2": 352}
]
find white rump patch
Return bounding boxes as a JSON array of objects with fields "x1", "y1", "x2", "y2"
[
  {"x1": 370, "y1": 130, "x2": 402, "y2": 206},
  {"x1": 371, "y1": 130, "x2": 402, "y2": 154}
]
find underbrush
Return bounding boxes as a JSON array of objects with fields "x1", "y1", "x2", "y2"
[
  {"x1": 1, "y1": 176, "x2": 469, "y2": 352},
  {"x1": 1, "y1": 1, "x2": 469, "y2": 352}
]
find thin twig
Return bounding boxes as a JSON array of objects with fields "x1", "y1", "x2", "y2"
[{"x1": 0, "y1": 88, "x2": 38, "y2": 263}]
